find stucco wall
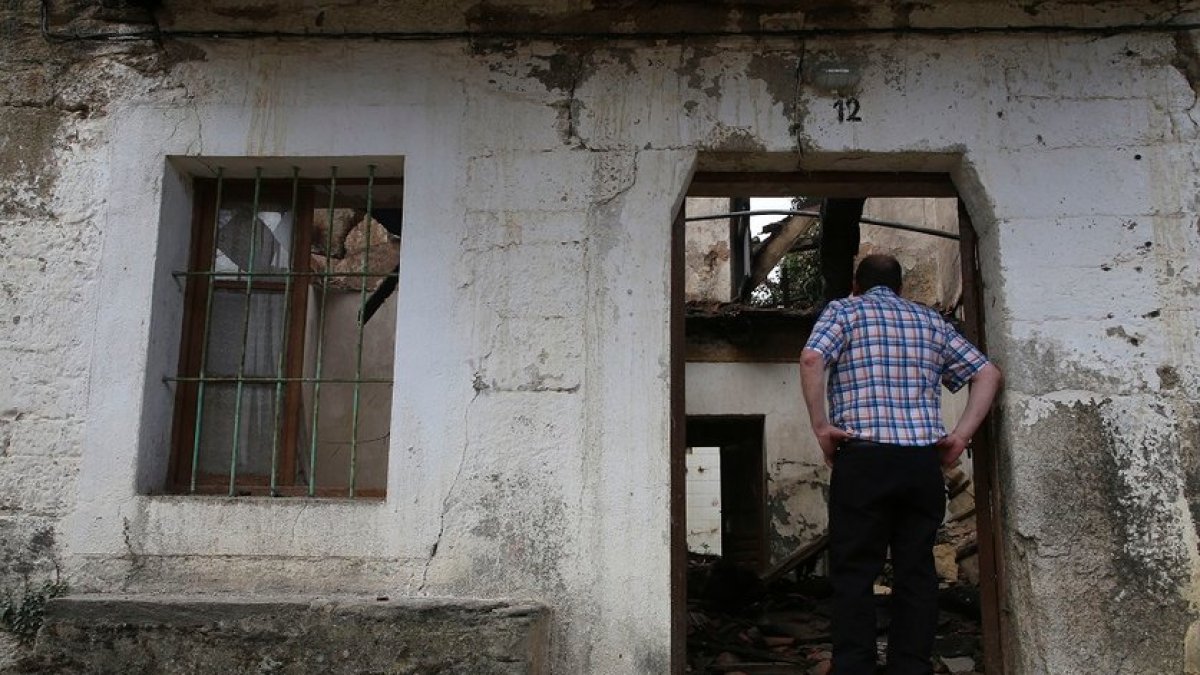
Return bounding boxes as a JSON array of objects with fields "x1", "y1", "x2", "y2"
[{"x1": 2, "y1": 1, "x2": 1200, "y2": 672}]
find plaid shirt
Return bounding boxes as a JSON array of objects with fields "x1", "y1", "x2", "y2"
[{"x1": 804, "y1": 286, "x2": 989, "y2": 446}]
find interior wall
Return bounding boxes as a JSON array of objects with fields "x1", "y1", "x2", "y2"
[
  {"x1": 302, "y1": 292, "x2": 396, "y2": 491},
  {"x1": 684, "y1": 197, "x2": 734, "y2": 303},
  {"x1": 686, "y1": 363, "x2": 823, "y2": 562},
  {"x1": 684, "y1": 446, "x2": 722, "y2": 555},
  {"x1": 685, "y1": 362, "x2": 969, "y2": 563},
  {"x1": 861, "y1": 197, "x2": 961, "y2": 311}
]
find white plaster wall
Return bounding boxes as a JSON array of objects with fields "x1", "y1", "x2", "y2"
[
  {"x1": 0, "y1": 17, "x2": 1194, "y2": 675},
  {"x1": 684, "y1": 446, "x2": 722, "y2": 555},
  {"x1": 686, "y1": 362, "x2": 826, "y2": 561},
  {"x1": 59, "y1": 39, "x2": 692, "y2": 673}
]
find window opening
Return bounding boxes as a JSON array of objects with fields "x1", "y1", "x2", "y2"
[{"x1": 168, "y1": 166, "x2": 402, "y2": 498}]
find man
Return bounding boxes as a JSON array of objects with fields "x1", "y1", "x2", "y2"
[{"x1": 799, "y1": 254, "x2": 1002, "y2": 675}]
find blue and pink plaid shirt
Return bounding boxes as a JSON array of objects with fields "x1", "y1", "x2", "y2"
[{"x1": 804, "y1": 286, "x2": 989, "y2": 446}]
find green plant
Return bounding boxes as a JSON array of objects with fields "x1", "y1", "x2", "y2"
[
  {"x1": 0, "y1": 580, "x2": 68, "y2": 643},
  {"x1": 749, "y1": 248, "x2": 824, "y2": 309}
]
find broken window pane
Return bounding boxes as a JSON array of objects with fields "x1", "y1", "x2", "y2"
[{"x1": 214, "y1": 200, "x2": 294, "y2": 274}]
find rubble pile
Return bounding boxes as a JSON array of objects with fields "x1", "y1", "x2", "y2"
[{"x1": 687, "y1": 466, "x2": 984, "y2": 675}]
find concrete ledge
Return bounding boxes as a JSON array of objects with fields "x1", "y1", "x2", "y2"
[{"x1": 6, "y1": 595, "x2": 548, "y2": 675}]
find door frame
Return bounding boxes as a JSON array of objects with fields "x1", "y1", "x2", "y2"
[{"x1": 670, "y1": 170, "x2": 1007, "y2": 674}]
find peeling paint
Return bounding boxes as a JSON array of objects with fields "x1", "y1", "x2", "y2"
[
  {"x1": 1172, "y1": 32, "x2": 1200, "y2": 105},
  {"x1": 768, "y1": 479, "x2": 828, "y2": 561},
  {"x1": 1005, "y1": 397, "x2": 1199, "y2": 672},
  {"x1": 467, "y1": 472, "x2": 569, "y2": 594},
  {"x1": 746, "y1": 49, "x2": 805, "y2": 143},
  {"x1": 705, "y1": 124, "x2": 767, "y2": 152},
  {"x1": 1007, "y1": 335, "x2": 1129, "y2": 396}
]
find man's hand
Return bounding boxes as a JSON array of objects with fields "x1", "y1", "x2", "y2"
[
  {"x1": 936, "y1": 431, "x2": 969, "y2": 467},
  {"x1": 814, "y1": 423, "x2": 852, "y2": 468}
]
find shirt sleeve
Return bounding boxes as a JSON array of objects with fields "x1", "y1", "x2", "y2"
[
  {"x1": 805, "y1": 300, "x2": 849, "y2": 366},
  {"x1": 940, "y1": 321, "x2": 989, "y2": 392}
]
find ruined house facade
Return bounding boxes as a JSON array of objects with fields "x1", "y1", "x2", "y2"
[{"x1": 2, "y1": 1, "x2": 1200, "y2": 673}]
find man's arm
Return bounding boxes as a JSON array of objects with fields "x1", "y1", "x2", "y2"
[
  {"x1": 801, "y1": 348, "x2": 850, "y2": 467},
  {"x1": 936, "y1": 363, "x2": 1003, "y2": 467}
]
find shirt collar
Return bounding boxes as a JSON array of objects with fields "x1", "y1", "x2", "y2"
[{"x1": 861, "y1": 286, "x2": 896, "y2": 298}]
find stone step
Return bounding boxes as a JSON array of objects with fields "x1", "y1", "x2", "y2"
[{"x1": 4, "y1": 594, "x2": 548, "y2": 675}]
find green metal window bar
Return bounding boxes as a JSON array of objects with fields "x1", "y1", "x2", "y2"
[{"x1": 168, "y1": 165, "x2": 400, "y2": 498}]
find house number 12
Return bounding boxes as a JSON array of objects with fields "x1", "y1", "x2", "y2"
[{"x1": 833, "y1": 98, "x2": 863, "y2": 123}]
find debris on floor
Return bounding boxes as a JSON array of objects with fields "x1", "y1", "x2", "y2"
[{"x1": 687, "y1": 466, "x2": 985, "y2": 674}]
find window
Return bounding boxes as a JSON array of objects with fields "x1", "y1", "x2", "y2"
[{"x1": 168, "y1": 167, "x2": 402, "y2": 498}]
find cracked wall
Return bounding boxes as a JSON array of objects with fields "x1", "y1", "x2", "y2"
[{"x1": 3, "y1": 1, "x2": 1200, "y2": 673}]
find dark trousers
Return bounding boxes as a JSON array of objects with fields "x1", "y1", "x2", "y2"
[{"x1": 829, "y1": 441, "x2": 945, "y2": 675}]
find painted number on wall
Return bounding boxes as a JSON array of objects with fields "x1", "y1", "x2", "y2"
[{"x1": 833, "y1": 98, "x2": 863, "y2": 123}]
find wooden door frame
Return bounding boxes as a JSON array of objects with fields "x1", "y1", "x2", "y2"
[
  {"x1": 958, "y1": 201, "x2": 1008, "y2": 674},
  {"x1": 669, "y1": 203, "x2": 687, "y2": 674},
  {"x1": 670, "y1": 171, "x2": 1008, "y2": 674}
]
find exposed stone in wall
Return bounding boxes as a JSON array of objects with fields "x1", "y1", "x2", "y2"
[
  {"x1": 0, "y1": 1, "x2": 89, "y2": 594},
  {"x1": 859, "y1": 198, "x2": 960, "y2": 311},
  {"x1": 0, "y1": 4, "x2": 205, "y2": 663},
  {"x1": 684, "y1": 197, "x2": 733, "y2": 303},
  {"x1": 310, "y1": 210, "x2": 399, "y2": 290},
  {"x1": 0, "y1": 523, "x2": 58, "y2": 590}
]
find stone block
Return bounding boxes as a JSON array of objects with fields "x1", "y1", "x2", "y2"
[
  {"x1": 959, "y1": 553, "x2": 980, "y2": 587},
  {"x1": 7, "y1": 595, "x2": 548, "y2": 675},
  {"x1": 948, "y1": 485, "x2": 976, "y2": 523},
  {"x1": 933, "y1": 544, "x2": 959, "y2": 583}
]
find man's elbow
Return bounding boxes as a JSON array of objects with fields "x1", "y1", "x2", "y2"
[
  {"x1": 975, "y1": 362, "x2": 1003, "y2": 389},
  {"x1": 800, "y1": 349, "x2": 825, "y2": 370}
]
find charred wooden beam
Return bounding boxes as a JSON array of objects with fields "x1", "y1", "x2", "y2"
[
  {"x1": 361, "y1": 264, "x2": 399, "y2": 325},
  {"x1": 728, "y1": 197, "x2": 752, "y2": 300},
  {"x1": 760, "y1": 533, "x2": 830, "y2": 585},
  {"x1": 688, "y1": 172, "x2": 957, "y2": 198},
  {"x1": 685, "y1": 309, "x2": 816, "y2": 362},
  {"x1": 747, "y1": 214, "x2": 820, "y2": 296},
  {"x1": 818, "y1": 198, "x2": 865, "y2": 301}
]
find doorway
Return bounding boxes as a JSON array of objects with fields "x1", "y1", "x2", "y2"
[
  {"x1": 670, "y1": 170, "x2": 1005, "y2": 674},
  {"x1": 686, "y1": 415, "x2": 768, "y2": 571}
]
